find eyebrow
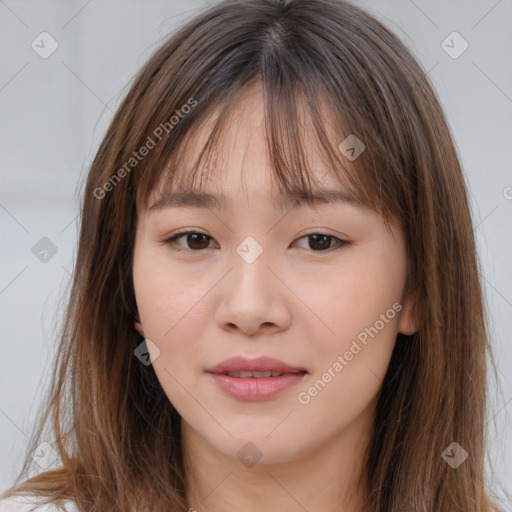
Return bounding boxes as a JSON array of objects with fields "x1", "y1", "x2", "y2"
[{"x1": 148, "y1": 188, "x2": 363, "y2": 213}]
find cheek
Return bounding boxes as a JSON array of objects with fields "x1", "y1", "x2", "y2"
[
  {"x1": 296, "y1": 246, "x2": 406, "y2": 400},
  {"x1": 132, "y1": 249, "x2": 210, "y2": 406},
  {"x1": 310, "y1": 250, "x2": 405, "y2": 341},
  {"x1": 133, "y1": 244, "x2": 208, "y2": 339},
  {"x1": 294, "y1": 267, "x2": 401, "y2": 430}
]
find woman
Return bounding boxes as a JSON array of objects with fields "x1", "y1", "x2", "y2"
[{"x1": 0, "y1": 0, "x2": 504, "y2": 510}]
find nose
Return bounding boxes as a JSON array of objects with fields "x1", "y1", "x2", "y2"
[{"x1": 214, "y1": 249, "x2": 292, "y2": 337}]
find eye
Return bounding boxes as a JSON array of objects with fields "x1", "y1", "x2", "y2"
[
  {"x1": 161, "y1": 230, "x2": 350, "y2": 253},
  {"x1": 162, "y1": 231, "x2": 216, "y2": 251},
  {"x1": 294, "y1": 233, "x2": 349, "y2": 252}
]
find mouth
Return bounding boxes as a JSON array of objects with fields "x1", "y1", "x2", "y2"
[
  {"x1": 218, "y1": 370, "x2": 299, "y2": 378},
  {"x1": 206, "y1": 355, "x2": 307, "y2": 375},
  {"x1": 206, "y1": 356, "x2": 308, "y2": 400}
]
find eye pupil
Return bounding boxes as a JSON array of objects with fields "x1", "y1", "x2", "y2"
[
  {"x1": 188, "y1": 233, "x2": 210, "y2": 249},
  {"x1": 309, "y1": 234, "x2": 331, "y2": 251}
]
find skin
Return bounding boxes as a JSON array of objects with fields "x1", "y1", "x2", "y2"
[{"x1": 132, "y1": 82, "x2": 417, "y2": 512}]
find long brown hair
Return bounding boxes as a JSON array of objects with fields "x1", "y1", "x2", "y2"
[{"x1": 1, "y1": 0, "x2": 504, "y2": 510}]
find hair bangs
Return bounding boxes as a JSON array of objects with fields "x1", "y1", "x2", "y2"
[{"x1": 136, "y1": 76, "x2": 400, "y2": 239}]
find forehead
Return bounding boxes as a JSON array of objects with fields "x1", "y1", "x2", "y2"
[
  {"x1": 148, "y1": 94, "x2": 360, "y2": 205},
  {"x1": 138, "y1": 77, "x2": 387, "y2": 224}
]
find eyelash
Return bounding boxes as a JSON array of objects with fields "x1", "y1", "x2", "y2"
[{"x1": 161, "y1": 230, "x2": 351, "y2": 253}]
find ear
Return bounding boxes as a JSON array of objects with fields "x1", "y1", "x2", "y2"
[
  {"x1": 398, "y1": 293, "x2": 418, "y2": 335},
  {"x1": 134, "y1": 320, "x2": 145, "y2": 337}
]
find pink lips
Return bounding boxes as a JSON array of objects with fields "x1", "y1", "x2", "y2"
[{"x1": 206, "y1": 356, "x2": 307, "y2": 401}]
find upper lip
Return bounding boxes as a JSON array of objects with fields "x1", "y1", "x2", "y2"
[{"x1": 207, "y1": 356, "x2": 307, "y2": 374}]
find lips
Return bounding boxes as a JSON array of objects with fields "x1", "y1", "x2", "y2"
[
  {"x1": 206, "y1": 356, "x2": 307, "y2": 376},
  {"x1": 224, "y1": 370, "x2": 285, "y2": 378},
  {"x1": 206, "y1": 356, "x2": 308, "y2": 400}
]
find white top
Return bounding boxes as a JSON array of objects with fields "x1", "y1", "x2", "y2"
[{"x1": 0, "y1": 496, "x2": 77, "y2": 512}]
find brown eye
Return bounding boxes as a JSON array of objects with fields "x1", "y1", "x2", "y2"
[
  {"x1": 163, "y1": 231, "x2": 215, "y2": 251},
  {"x1": 307, "y1": 234, "x2": 334, "y2": 251},
  {"x1": 295, "y1": 234, "x2": 349, "y2": 252},
  {"x1": 183, "y1": 233, "x2": 211, "y2": 250}
]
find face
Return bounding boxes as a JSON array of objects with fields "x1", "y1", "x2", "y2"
[{"x1": 132, "y1": 83, "x2": 416, "y2": 467}]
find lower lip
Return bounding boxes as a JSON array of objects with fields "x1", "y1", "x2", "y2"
[{"x1": 208, "y1": 372, "x2": 307, "y2": 400}]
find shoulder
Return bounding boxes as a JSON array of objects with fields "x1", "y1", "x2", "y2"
[{"x1": 0, "y1": 496, "x2": 77, "y2": 512}]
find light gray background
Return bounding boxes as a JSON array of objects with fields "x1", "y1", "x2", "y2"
[{"x1": 0, "y1": 0, "x2": 511, "y2": 504}]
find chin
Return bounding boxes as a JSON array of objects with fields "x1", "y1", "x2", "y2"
[{"x1": 202, "y1": 427, "x2": 306, "y2": 467}]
